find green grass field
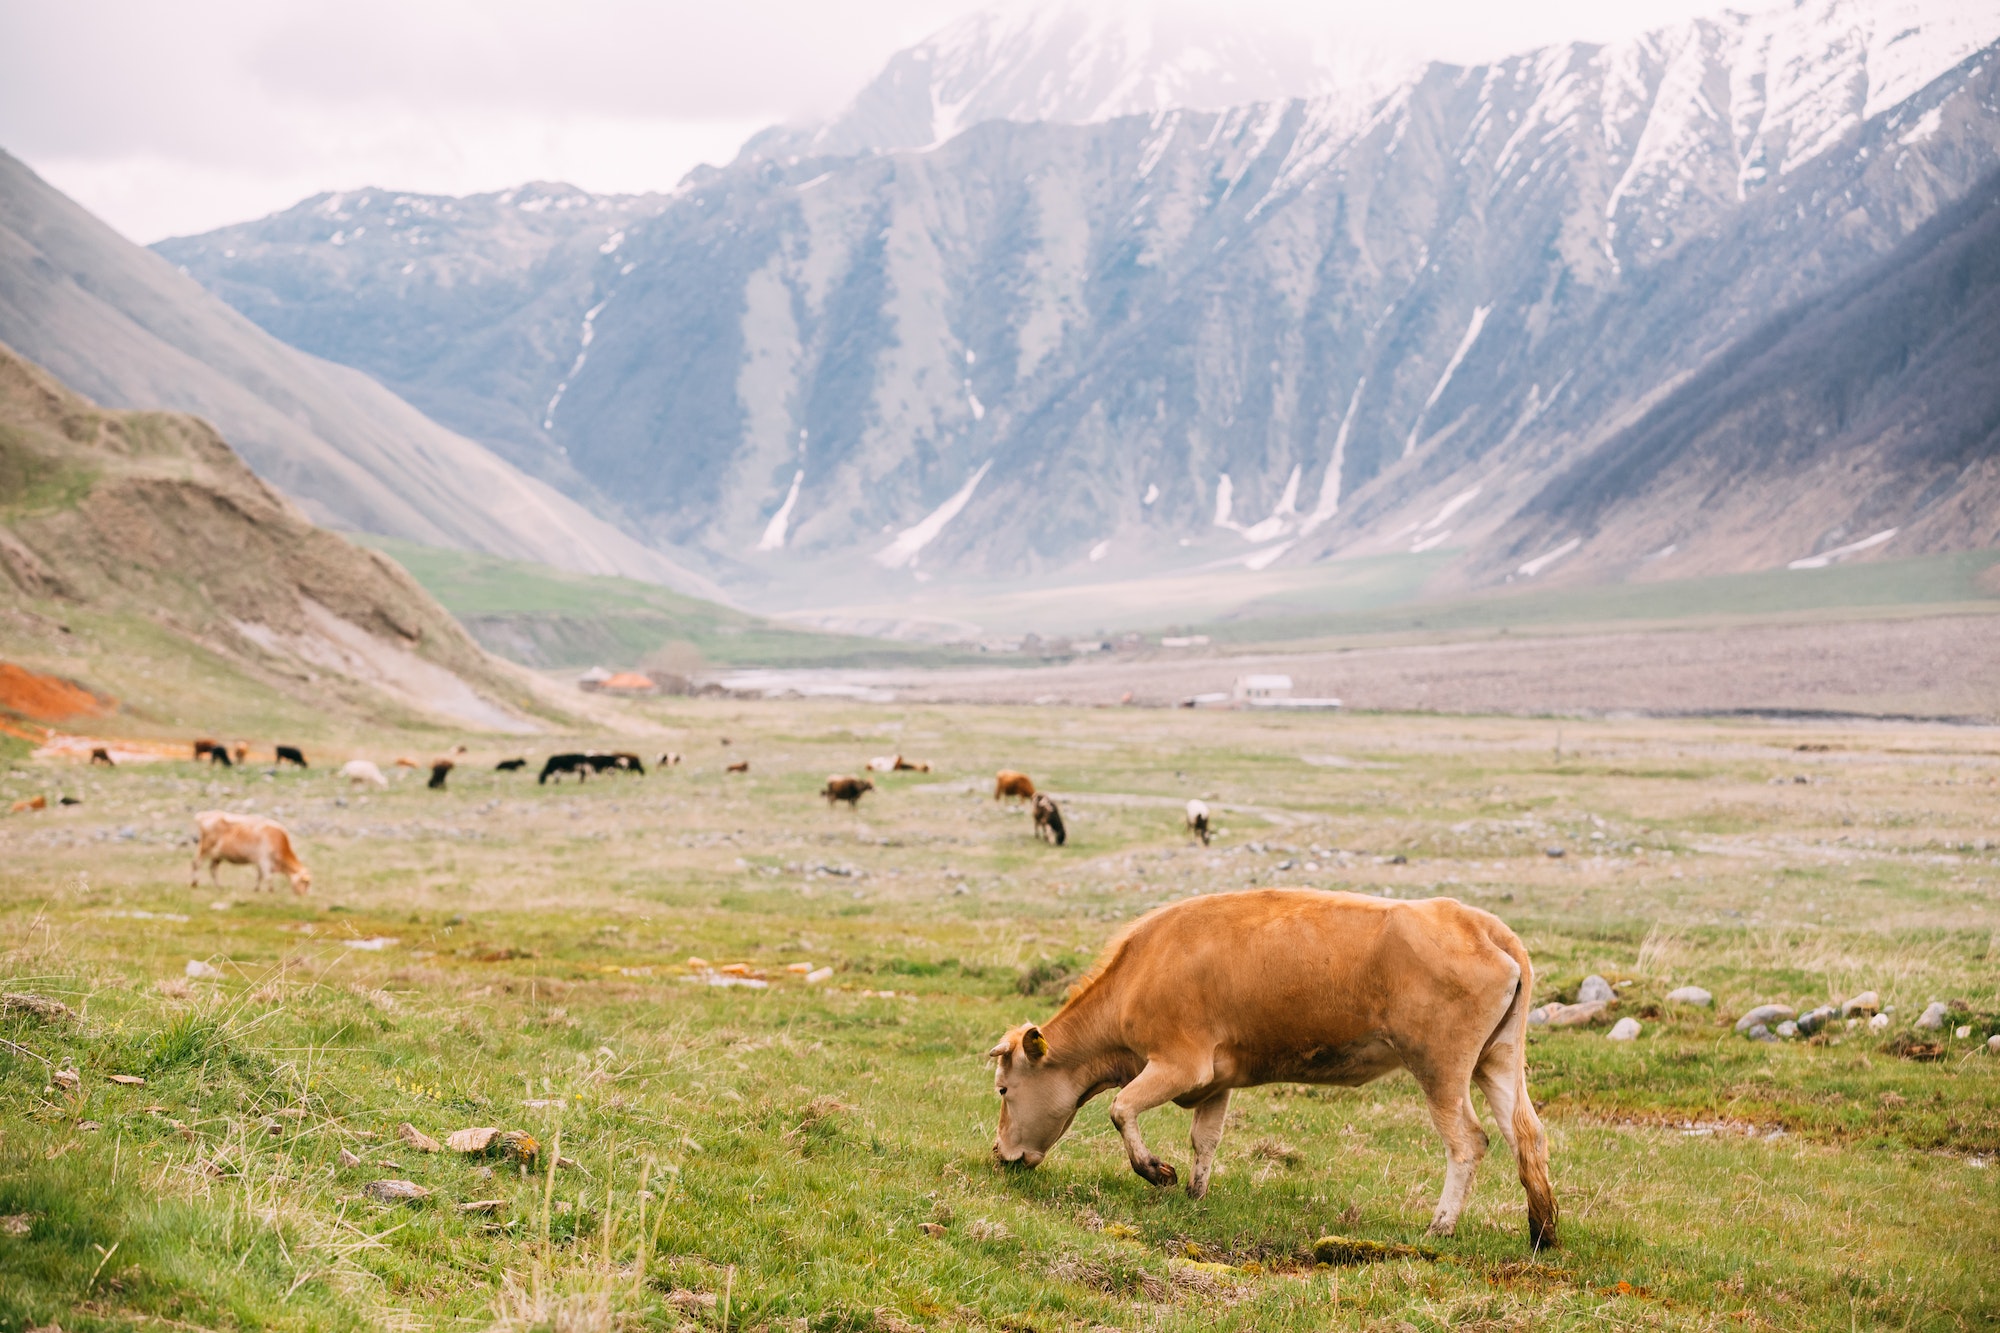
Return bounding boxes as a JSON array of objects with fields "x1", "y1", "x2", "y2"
[
  {"x1": 358, "y1": 539, "x2": 980, "y2": 672},
  {"x1": 2, "y1": 703, "x2": 1997, "y2": 1330}
]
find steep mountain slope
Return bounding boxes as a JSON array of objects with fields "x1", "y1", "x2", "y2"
[
  {"x1": 0, "y1": 341, "x2": 545, "y2": 733},
  {"x1": 0, "y1": 151, "x2": 705, "y2": 592},
  {"x1": 1487, "y1": 165, "x2": 2000, "y2": 581},
  {"x1": 157, "y1": 0, "x2": 2000, "y2": 599}
]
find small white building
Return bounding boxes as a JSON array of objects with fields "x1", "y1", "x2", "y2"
[{"x1": 1233, "y1": 673, "x2": 1293, "y2": 701}]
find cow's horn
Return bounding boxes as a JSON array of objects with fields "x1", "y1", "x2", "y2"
[{"x1": 986, "y1": 1039, "x2": 1011, "y2": 1059}]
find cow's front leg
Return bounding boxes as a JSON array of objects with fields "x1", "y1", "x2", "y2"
[
  {"x1": 1108, "y1": 1061, "x2": 1197, "y2": 1187},
  {"x1": 1186, "y1": 1089, "x2": 1231, "y2": 1199}
]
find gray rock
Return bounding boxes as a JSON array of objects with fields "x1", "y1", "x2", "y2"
[
  {"x1": 1840, "y1": 990, "x2": 1880, "y2": 1017},
  {"x1": 1988, "y1": 1034, "x2": 2000, "y2": 1055},
  {"x1": 1665, "y1": 985, "x2": 1712, "y2": 1007},
  {"x1": 1915, "y1": 1001, "x2": 1949, "y2": 1031},
  {"x1": 1577, "y1": 975, "x2": 1616, "y2": 1005},
  {"x1": 1869, "y1": 1013, "x2": 1890, "y2": 1031},
  {"x1": 1543, "y1": 1000, "x2": 1612, "y2": 1028},
  {"x1": 1747, "y1": 1024, "x2": 1775, "y2": 1042},
  {"x1": 1796, "y1": 1005, "x2": 1838, "y2": 1036},
  {"x1": 1526, "y1": 1006, "x2": 1549, "y2": 1026},
  {"x1": 1775, "y1": 1020, "x2": 1799, "y2": 1038},
  {"x1": 1735, "y1": 1004, "x2": 1796, "y2": 1034},
  {"x1": 1607, "y1": 1017, "x2": 1641, "y2": 1041}
]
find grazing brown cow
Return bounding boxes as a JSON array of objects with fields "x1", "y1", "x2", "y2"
[
  {"x1": 1032, "y1": 793, "x2": 1066, "y2": 845},
  {"x1": 393, "y1": 756, "x2": 421, "y2": 769},
  {"x1": 89, "y1": 747, "x2": 115, "y2": 766},
  {"x1": 231, "y1": 743, "x2": 249, "y2": 764},
  {"x1": 822, "y1": 775, "x2": 874, "y2": 808},
  {"x1": 10, "y1": 795, "x2": 46, "y2": 813},
  {"x1": 190, "y1": 811, "x2": 312, "y2": 895},
  {"x1": 893, "y1": 757, "x2": 932, "y2": 772},
  {"x1": 993, "y1": 770, "x2": 1035, "y2": 802},
  {"x1": 726, "y1": 760, "x2": 750, "y2": 773},
  {"x1": 987, "y1": 889, "x2": 1555, "y2": 1249},
  {"x1": 192, "y1": 738, "x2": 218, "y2": 760}
]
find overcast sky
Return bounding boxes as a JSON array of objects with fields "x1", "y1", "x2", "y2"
[{"x1": 2, "y1": 0, "x2": 1727, "y2": 244}]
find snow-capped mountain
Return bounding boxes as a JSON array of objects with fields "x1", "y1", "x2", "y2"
[
  {"x1": 156, "y1": 0, "x2": 2000, "y2": 598},
  {"x1": 774, "y1": 0, "x2": 1410, "y2": 158}
]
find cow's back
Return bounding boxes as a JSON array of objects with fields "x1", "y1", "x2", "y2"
[{"x1": 1090, "y1": 890, "x2": 1521, "y2": 1069}]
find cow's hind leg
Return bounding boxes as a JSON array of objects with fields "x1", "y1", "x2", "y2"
[
  {"x1": 1414, "y1": 1066, "x2": 1488, "y2": 1237},
  {"x1": 1475, "y1": 1040, "x2": 1557, "y2": 1249},
  {"x1": 1108, "y1": 1061, "x2": 1201, "y2": 1187},
  {"x1": 1186, "y1": 1089, "x2": 1231, "y2": 1200}
]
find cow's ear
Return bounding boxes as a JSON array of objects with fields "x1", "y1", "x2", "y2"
[{"x1": 1022, "y1": 1026, "x2": 1049, "y2": 1061}]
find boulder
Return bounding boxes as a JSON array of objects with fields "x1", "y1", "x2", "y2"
[
  {"x1": 1577, "y1": 975, "x2": 1616, "y2": 1004},
  {"x1": 1915, "y1": 1001, "x2": 1948, "y2": 1031},
  {"x1": 1665, "y1": 986, "x2": 1712, "y2": 1007},
  {"x1": 1796, "y1": 1005, "x2": 1838, "y2": 1036},
  {"x1": 1746, "y1": 1024, "x2": 1775, "y2": 1042},
  {"x1": 1734, "y1": 1004, "x2": 1795, "y2": 1034},
  {"x1": 1607, "y1": 1017, "x2": 1641, "y2": 1041},
  {"x1": 1840, "y1": 991, "x2": 1880, "y2": 1017}
]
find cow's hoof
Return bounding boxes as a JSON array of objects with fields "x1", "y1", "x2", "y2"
[
  {"x1": 1186, "y1": 1177, "x2": 1209, "y2": 1201},
  {"x1": 1424, "y1": 1218, "x2": 1457, "y2": 1238},
  {"x1": 1133, "y1": 1156, "x2": 1177, "y2": 1187}
]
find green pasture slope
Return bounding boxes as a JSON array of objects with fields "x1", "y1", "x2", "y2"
[
  {"x1": 361, "y1": 537, "x2": 977, "y2": 671},
  {"x1": 1, "y1": 700, "x2": 1997, "y2": 1330}
]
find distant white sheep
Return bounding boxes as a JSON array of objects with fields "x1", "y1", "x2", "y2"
[{"x1": 341, "y1": 759, "x2": 387, "y2": 788}]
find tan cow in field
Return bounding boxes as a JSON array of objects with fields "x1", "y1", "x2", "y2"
[
  {"x1": 993, "y1": 770, "x2": 1035, "y2": 802},
  {"x1": 190, "y1": 811, "x2": 312, "y2": 895},
  {"x1": 822, "y1": 774, "x2": 874, "y2": 808},
  {"x1": 987, "y1": 888, "x2": 1555, "y2": 1248}
]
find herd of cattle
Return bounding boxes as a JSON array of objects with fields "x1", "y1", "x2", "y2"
[{"x1": 158, "y1": 736, "x2": 1573, "y2": 1250}]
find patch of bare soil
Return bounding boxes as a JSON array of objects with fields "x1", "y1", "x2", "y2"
[
  {"x1": 755, "y1": 613, "x2": 2000, "y2": 719},
  {"x1": 0, "y1": 661, "x2": 113, "y2": 724}
]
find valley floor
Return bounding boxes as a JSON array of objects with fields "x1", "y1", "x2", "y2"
[{"x1": 1, "y1": 703, "x2": 1996, "y2": 1330}]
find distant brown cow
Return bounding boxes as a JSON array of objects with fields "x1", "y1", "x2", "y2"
[
  {"x1": 823, "y1": 775, "x2": 874, "y2": 808},
  {"x1": 893, "y1": 757, "x2": 932, "y2": 772},
  {"x1": 1032, "y1": 793, "x2": 1066, "y2": 846},
  {"x1": 89, "y1": 747, "x2": 115, "y2": 766},
  {"x1": 190, "y1": 811, "x2": 311, "y2": 894},
  {"x1": 994, "y1": 770, "x2": 1035, "y2": 802},
  {"x1": 192, "y1": 738, "x2": 218, "y2": 760},
  {"x1": 726, "y1": 760, "x2": 750, "y2": 773},
  {"x1": 10, "y1": 795, "x2": 46, "y2": 813}
]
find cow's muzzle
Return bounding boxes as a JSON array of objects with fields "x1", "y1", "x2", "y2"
[{"x1": 992, "y1": 1144, "x2": 1044, "y2": 1169}]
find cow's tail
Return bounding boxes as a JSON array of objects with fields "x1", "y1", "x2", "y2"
[{"x1": 1488, "y1": 925, "x2": 1557, "y2": 1250}]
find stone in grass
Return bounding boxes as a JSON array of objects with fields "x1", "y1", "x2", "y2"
[
  {"x1": 1542, "y1": 1000, "x2": 1612, "y2": 1028},
  {"x1": 1840, "y1": 991, "x2": 1880, "y2": 1018},
  {"x1": 1577, "y1": 975, "x2": 1616, "y2": 1005},
  {"x1": 3, "y1": 993, "x2": 77, "y2": 1024},
  {"x1": 337, "y1": 1149, "x2": 361, "y2": 1168},
  {"x1": 1914, "y1": 1001, "x2": 1949, "y2": 1031},
  {"x1": 363, "y1": 1179, "x2": 430, "y2": 1203},
  {"x1": 1607, "y1": 1017, "x2": 1641, "y2": 1041},
  {"x1": 1735, "y1": 1004, "x2": 1795, "y2": 1034},
  {"x1": 1746, "y1": 1024, "x2": 1776, "y2": 1042},
  {"x1": 1988, "y1": 1035, "x2": 2000, "y2": 1056},
  {"x1": 1869, "y1": 1013, "x2": 1891, "y2": 1032},
  {"x1": 1775, "y1": 1021, "x2": 1799, "y2": 1039},
  {"x1": 1796, "y1": 1006, "x2": 1839, "y2": 1036},
  {"x1": 1665, "y1": 986, "x2": 1712, "y2": 1007},
  {"x1": 53, "y1": 1069, "x2": 79, "y2": 1091},
  {"x1": 456, "y1": 1199, "x2": 507, "y2": 1215},
  {"x1": 1527, "y1": 1007, "x2": 1549, "y2": 1026},
  {"x1": 185, "y1": 960, "x2": 223, "y2": 979},
  {"x1": 447, "y1": 1127, "x2": 539, "y2": 1163},
  {"x1": 398, "y1": 1122, "x2": 444, "y2": 1153}
]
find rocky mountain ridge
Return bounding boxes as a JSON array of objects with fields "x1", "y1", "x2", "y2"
[{"x1": 155, "y1": 0, "x2": 2000, "y2": 603}]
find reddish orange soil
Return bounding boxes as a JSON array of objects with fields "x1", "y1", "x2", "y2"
[{"x1": 0, "y1": 661, "x2": 115, "y2": 724}]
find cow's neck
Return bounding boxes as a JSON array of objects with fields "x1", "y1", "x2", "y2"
[{"x1": 1044, "y1": 983, "x2": 1141, "y2": 1090}]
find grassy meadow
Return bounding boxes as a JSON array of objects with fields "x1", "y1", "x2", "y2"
[{"x1": 2, "y1": 701, "x2": 1997, "y2": 1331}]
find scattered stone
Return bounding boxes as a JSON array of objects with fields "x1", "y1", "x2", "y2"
[
  {"x1": 363, "y1": 1179, "x2": 430, "y2": 1203},
  {"x1": 106, "y1": 1074, "x2": 145, "y2": 1086},
  {"x1": 806, "y1": 966, "x2": 834, "y2": 984},
  {"x1": 1915, "y1": 1002, "x2": 1948, "y2": 1031},
  {"x1": 77, "y1": 1120, "x2": 101, "y2": 1132},
  {"x1": 1746, "y1": 1024, "x2": 1775, "y2": 1042},
  {"x1": 1869, "y1": 1013, "x2": 1890, "y2": 1031},
  {"x1": 1734, "y1": 1004, "x2": 1796, "y2": 1034},
  {"x1": 1607, "y1": 1017, "x2": 1641, "y2": 1041},
  {"x1": 1840, "y1": 991, "x2": 1880, "y2": 1017},
  {"x1": 1796, "y1": 1006, "x2": 1838, "y2": 1036},
  {"x1": 52, "y1": 1069, "x2": 79, "y2": 1091},
  {"x1": 1542, "y1": 1000, "x2": 1611, "y2": 1028},
  {"x1": 1988, "y1": 1035, "x2": 2000, "y2": 1055},
  {"x1": 1577, "y1": 975, "x2": 1616, "y2": 1005},
  {"x1": 917, "y1": 1222, "x2": 947, "y2": 1237},
  {"x1": 397, "y1": 1123, "x2": 444, "y2": 1153},
  {"x1": 3, "y1": 993, "x2": 77, "y2": 1024},
  {"x1": 1775, "y1": 1021, "x2": 1799, "y2": 1039},
  {"x1": 1665, "y1": 986, "x2": 1712, "y2": 1007},
  {"x1": 456, "y1": 1199, "x2": 507, "y2": 1214},
  {"x1": 447, "y1": 1127, "x2": 539, "y2": 1162},
  {"x1": 184, "y1": 960, "x2": 222, "y2": 979},
  {"x1": 0, "y1": 1213, "x2": 34, "y2": 1235},
  {"x1": 1956, "y1": 1025, "x2": 1972, "y2": 1040},
  {"x1": 338, "y1": 1149, "x2": 361, "y2": 1168},
  {"x1": 1526, "y1": 1006, "x2": 1549, "y2": 1026},
  {"x1": 1543, "y1": 847, "x2": 1565, "y2": 859},
  {"x1": 261, "y1": 1116, "x2": 285, "y2": 1137}
]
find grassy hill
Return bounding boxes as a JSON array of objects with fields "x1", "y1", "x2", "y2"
[{"x1": 360, "y1": 538, "x2": 981, "y2": 671}]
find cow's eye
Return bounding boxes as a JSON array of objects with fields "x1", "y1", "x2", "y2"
[{"x1": 996, "y1": 1086, "x2": 1007, "y2": 1096}]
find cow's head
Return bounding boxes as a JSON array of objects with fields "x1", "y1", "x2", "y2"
[
  {"x1": 988, "y1": 1022, "x2": 1082, "y2": 1168},
  {"x1": 290, "y1": 867, "x2": 313, "y2": 896}
]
